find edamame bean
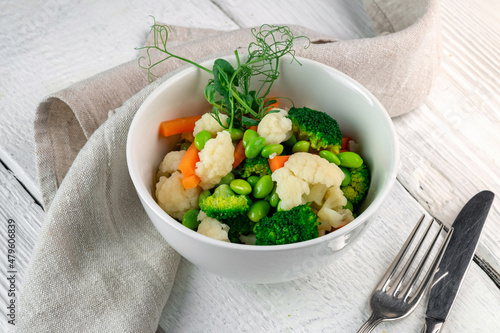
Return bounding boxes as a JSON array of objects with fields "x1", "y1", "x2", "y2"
[
  {"x1": 213, "y1": 184, "x2": 234, "y2": 198},
  {"x1": 245, "y1": 136, "x2": 267, "y2": 158},
  {"x1": 243, "y1": 129, "x2": 259, "y2": 148},
  {"x1": 253, "y1": 175, "x2": 274, "y2": 199},
  {"x1": 284, "y1": 135, "x2": 297, "y2": 147},
  {"x1": 248, "y1": 200, "x2": 271, "y2": 222},
  {"x1": 268, "y1": 187, "x2": 280, "y2": 207},
  {"x1": 340, "y1": 167, "x2": 351, "y2": 187},
  {"x1": 319, "y1": 150, "x2": 341, "y2": 165},
  {"x1": 337, "y1": 152, "x2": 363, "y2": 168},
  {"x1": 292, "y1": 140, "x2": 310, "y2": 153},
  {"x1": 182, "y1": 209, "x2": 200, "y2": 230},
  {"x1": 194, "y1": 130, "x2": 212, "y2": 151},
  {"x1": 343, "y1": 200, "x2": 354, "y2": 212},
  {"x1": 261, "y1": 144, "x2": 284, "y2": 158},
  {"x1": 225, "y1": 128, "x2": 244, "y2": 141},
  {"x1": 247, "y1": 175, "x2": 260, "y2": 188},
  {"x1": 219, "y1": 172, "x2": 235, "y2": 185},
  {"x1": 198, "y1": 190, "x2": 211, "y2": 205},
  {"x1": 230, "y1": 179, "x2": 252, "y2": 195}
]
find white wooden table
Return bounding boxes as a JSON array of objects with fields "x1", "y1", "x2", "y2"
[{"x1": 1, "y1": 1, "x2": 499, "y2": 332}]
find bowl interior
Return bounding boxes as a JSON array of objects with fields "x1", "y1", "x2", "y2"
[{"x1": 127, "y1": 55, "x2": 399, "y2": 246}]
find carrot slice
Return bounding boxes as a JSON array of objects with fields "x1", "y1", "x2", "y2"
[
  {"x1": 264, "y1": 97, "x2": 279, "y2": 112},
  {"x1": 341, "y1": 137, "x2": 351, "y2": 151},
  {"x1": 159, "y1": 115, "x2": 202, "y2": 137},
  {"x1": 248, "y1": 125, "x2": 258, "y2": 131},
  {"x1": 268, "y1": 155, "x2": 290, "y2": 173},
  {"x1": 182, "y1": 174, "x2": 201, "y2": 190},
  {"x1": 178, "y1": 142, "x2": 200, "y2": 178},
  {"x1": 232, "y1": 139, "x2": 246, "y2": 168}
]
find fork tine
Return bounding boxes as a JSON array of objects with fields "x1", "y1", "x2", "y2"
[
  {"x1": 390, "y1": 217, "x2": 436, "y2": 296},
  {"x1": 407, "y1": 223, "x2": 454, "y2": 304},
  {"x1": 377, "y1": 214, "x2": 425, "y2": 292},
  {"x1": 399, "y1": 220, "x2": 443, "y2": 298}
]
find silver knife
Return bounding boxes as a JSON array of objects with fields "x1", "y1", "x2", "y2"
[{"x1": 421, "y1": 190, "x2": 495, "y2": 333}]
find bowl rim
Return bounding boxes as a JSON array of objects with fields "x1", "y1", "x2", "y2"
[{"x1": 126, "y1": 55, "x2": 400, "y2": 252}]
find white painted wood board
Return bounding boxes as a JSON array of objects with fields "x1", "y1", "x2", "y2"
[{"x1": 159, "y1": 182, "x2": 500, "y2": 332}]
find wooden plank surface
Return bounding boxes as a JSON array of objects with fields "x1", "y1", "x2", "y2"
[
  {"x1": 0, "y1": 0, "x2": 240, "y2": 203},
  {"x1": 159, "y1": 183, "x2": 500, "y2": 332},
  {"x1": 0, "y1": 163, "x2": 45, "y2": 332},
  {"x1": 393, "y1": 0, "x2": 500, "y2": 274},
  {"x1": 1, "y1": 0, "x2": 499, "y2": 332}
]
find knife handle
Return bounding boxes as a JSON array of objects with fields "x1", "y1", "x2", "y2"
[{"x1": 421, "y1": 316, "x2": 443, "y2": 333}]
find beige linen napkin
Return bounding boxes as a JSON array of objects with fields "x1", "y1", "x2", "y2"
[{"x1": 19, "y1": 0, "x2": 442, "y2": 331}]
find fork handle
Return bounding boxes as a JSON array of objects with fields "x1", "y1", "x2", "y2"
[
  {"x1": 420, "y1": 316, "x2": 444, "y2": 333},
  {"x1": 357, "y1": 313, "x2": 384, "y2": 333}
]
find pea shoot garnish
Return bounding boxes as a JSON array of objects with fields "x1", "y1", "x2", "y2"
[{"x1": 136, "y1": 17, "x2": 310, "y2": 130}]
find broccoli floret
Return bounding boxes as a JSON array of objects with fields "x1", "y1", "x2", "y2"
[
  {"x1": 255, "y1": 204, "x2": 319, "y2": 245},
  {"x1": 287, "y1": 106, "x2": 342, "y2": 153},
  {"x1": 341, "y1": 164, "x2": 370, "y2": 204},
  {"x1": 199, "y1": 184, "x2": 251, "y2": 221},
  {"x1": 223, "y1": 214, "x2": 255, "y2": 244},
  {"x1": 237, "y1": 155, "x2": 271, "y2": 178}
]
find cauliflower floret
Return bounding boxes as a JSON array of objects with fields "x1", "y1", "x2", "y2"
[
  {"x1": 195, "y1": 131, "x2": 234, "y2": 190},
  {"x1": 317, "y1": 186, "x2": 353, "y2": 230},
  {"x1": 272, "y1": 153, "x2": 344, "y2": 211},
  {"x1": 156, "y1": 171, "x2": 201, "y2": 220},
  {"x1": 157, "y1": 150, "x2": 185, "y2": 178},
  {"x1": 193, "y1": 113, "x2": 228, "y2": 136},
  {"x1": 257, "y1": 108, "x2": 292, "y2": 144},
  {"x1": 285, "y1": 152, "x2": 343, "y2": 187},
  {"x1": 197, "y1": 211, "x2": 230, "y2": 242},
  {"x1": 317, "y1": 207, "x2": 354, "y2": 230},
  {"x1": 271, "y1": 166, "x2": 310, "y2": 210}
]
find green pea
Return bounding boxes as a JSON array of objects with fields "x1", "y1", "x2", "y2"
[
  {"x1": 182, "y1": 209, "x2": 200, "y2": 230},
  {"x1": 194, "y1": 130, "x2": 212, "y2": 151},
  {"x1": 338, "y1": 152, "x2": 363, "y2": 168},
  {"x1": 292, "y1": 140, "x2": 310, "y2": 153},
  {"x1": 261, "y1": 144, "x2": 284, "y2": 158},
  {"x1": 248, "y1": 200, "x2": 271, "y2": 222},
  {"x1": 340, "y1": 167, "x2": 351, "y2": 187},
  {"x1": 247, "y1": 175, "x2": 260, "y2": 188},
  {"x1": 343, "y1": 200, "x2": 354, "y2": 212},
  {"x1": 225, "y1": 128, "x2": 244, "y2": 141},
  {"x1": 277, "y1": 200, "x2": 286, "y2": 212},
  {"x1": 284, "y1": 135, "x2": 297, "y2": 147},
  {"x1": 253, "y1": 175, "x2": 274, "y2": 199},
  {"x1": 219, "y1": 172, "x2": 235, "y2": 185},
  {"x1": 245, "y1": 136, "x2": 267, "y2": 159},
  {"x1": 319, "y1": 150, "x2": 341, "y2": 165},
  {"x1": 213, "y1": 184, "x2": 234, "y2": 198},
  {"x1": 230, "y1": 179, "x2": 252, "y2": 195},
  {"x1": 198, "y1": 190, "x2": 211, "y2": 205},
  {"x1": 243, "y1": 129, "x2": 259, "y2": 148}
]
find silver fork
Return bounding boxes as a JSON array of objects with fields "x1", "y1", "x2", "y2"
[{"x1": 357, "y1": 215, "x2": 453, "y2": 333}]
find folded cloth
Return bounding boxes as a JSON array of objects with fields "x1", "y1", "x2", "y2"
[{"x1": 19, "y1": 0, "x2": 442, "y2": 332}]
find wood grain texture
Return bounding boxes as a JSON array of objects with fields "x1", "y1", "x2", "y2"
[
  {"x1": 1, "y1": 0, "x2": 500, "y2": 331},
  {"x1": 0, "y1": 163, "x2": 45, "y2": 332},
  {"x1": 159, "y1": 183, "x2": 500, "y2": 332},
  {"x1": 211, "y1": 0, "x2": 376, "y2": 38},
  {"x1": 393, "y1": 0, "x2": 500, "y2": 274},
  {"x1": 0, "y1": 0, "x2": 239, "y2": 202}
]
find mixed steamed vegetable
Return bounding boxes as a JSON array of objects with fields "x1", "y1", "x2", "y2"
[{"x1": 139, "y1": 20, "x2": 370, "y2": 245}]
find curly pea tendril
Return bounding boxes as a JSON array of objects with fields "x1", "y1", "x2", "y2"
[{"x1": 136, "y1": 16, "x2": 310, "y2": 130}]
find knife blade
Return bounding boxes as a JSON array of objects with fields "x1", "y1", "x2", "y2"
[{"x1": 421, "y1": 190, "x2": 495, "y2": 333}]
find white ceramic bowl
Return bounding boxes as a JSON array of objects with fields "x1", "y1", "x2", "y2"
[{"x1": 127, "y1": 56, "x2": 399, "y2": 283}]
